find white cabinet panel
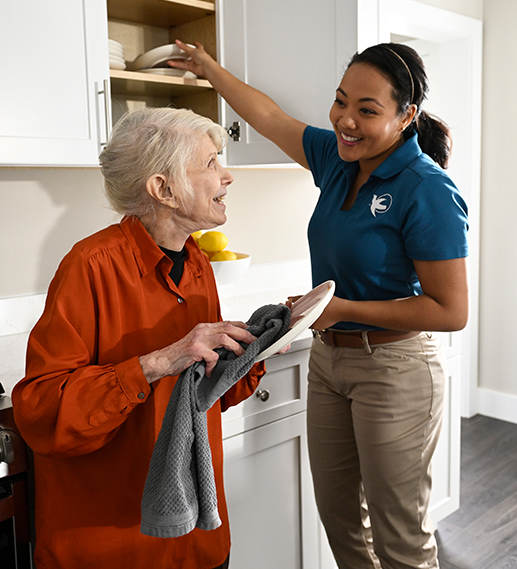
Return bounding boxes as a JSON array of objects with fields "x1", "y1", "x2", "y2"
[
  {"x1": 218, "y1": 0, "x2": 358, "y2": 166},
  {"x1": 223, "y1": 412, "x2": 319, "y2": 569},
  {"x1": 0, "y1": 0, "x2": 110, "y2": 166},
  {"x1": 430, "y1": 354, "x2": 461, "y2": 525},
  {"x1": 222, "y1": 346, "x2": 309, "y2": 438}
]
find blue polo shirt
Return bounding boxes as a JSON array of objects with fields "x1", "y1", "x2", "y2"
[{"x1": 303, "y1": 126, "x2": 469, "y2": 331}]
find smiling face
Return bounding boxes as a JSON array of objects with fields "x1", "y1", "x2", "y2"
[
  {"x1": 329, "y1": 62, "x2": 415, "y2": 174},
  {"x1": 175, "y1": 133, "x2": 234, "y2": 233}
]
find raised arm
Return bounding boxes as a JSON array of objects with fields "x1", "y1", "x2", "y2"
[{"x1": 170, "y1": 41, "x2": 309, "y2": 168}]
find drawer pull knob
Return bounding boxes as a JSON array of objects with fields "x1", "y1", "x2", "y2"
[{"x1": 256, "y1": 389, "x2": 270, "y2": 402}]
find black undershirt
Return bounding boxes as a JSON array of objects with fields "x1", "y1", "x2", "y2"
[{"x1": 159, "y1": 246, "x2": 186, "y2": 286}]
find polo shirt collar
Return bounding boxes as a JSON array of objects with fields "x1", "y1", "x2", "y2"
[{"x1": 371, "y1": 131, "x2": 421, "y2": 180}]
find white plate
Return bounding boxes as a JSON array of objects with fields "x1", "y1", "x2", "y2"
[
  {"x1": 133, "y1": 43, "x2": 194, "y2": 70},
  {"x1": 109, "y1": 47, "x2": 124, "y2": 57},
  {"x1": 109, "y1": 55, "x2": 125, "y2": 64},
  {"x1": 109, "y1": 60, "x2": 126, "y2": 70},
  {"x1": 138, "y1": 68, "x2": 197, "y2": 79},
  {"x1": 108, "y1": 39, "x2": 123, "y2": 48},
  {"x1": 255, "y1": 280, "x2": 335, "y2": 362}
]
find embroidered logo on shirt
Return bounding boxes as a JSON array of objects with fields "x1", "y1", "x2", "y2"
[{"x1": 370, "y1": 194, "x2": 393, "y2": 217}]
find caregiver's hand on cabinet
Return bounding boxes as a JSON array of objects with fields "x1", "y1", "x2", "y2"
[{"x1": 167, "y1": 40, "x2": 215, "y2": 78}]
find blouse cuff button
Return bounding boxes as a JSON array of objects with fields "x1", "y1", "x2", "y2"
[
  {"x1": 177, "y1": 297, "x2": 184, "y2": 303},
  {"x1": 138, "y1": 392, "x2": 145, "y2": 400}
]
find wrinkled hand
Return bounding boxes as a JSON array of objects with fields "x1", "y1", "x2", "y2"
[
  {"x1": 167, "y1": 40, "x2": 213, "y2": 78},
  {"x1": 139, "y1": 321, "x2": 257, "y2": 383}
]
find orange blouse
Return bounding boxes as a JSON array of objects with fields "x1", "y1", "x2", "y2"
[{"x1": 12, "y1": 217, "x2": 265, "y2": 569}]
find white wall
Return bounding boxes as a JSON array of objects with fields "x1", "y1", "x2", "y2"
[
  {"x1": 0, "y1": 165, "x2": 317, "y2": 297},
  {"x1": 478, "y1": 0, "x2": 517, "y2": 403},
  {"x1": 0, "y1": 169, "x2": 116, "y2": 297},
  {"x1": 415, "y1": 0, "x2": 482, "y2": 19},
  {"x1": 418, "y1": 0, "x2": 517, "y2": 412}
]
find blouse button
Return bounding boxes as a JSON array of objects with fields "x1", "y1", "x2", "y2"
[
  {"x1": 177, "y1": 297, "x2": 184, "y2": 304},
  {"x1": 138, "y1": 392, "x2": 145, "y2": 400}
]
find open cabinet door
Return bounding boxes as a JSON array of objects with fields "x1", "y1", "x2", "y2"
[{"x1": 217, "y1": 0, "x2": 357, "y2": 166}]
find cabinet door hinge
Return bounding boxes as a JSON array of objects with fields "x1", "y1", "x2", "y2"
[{"x1": 227, "y1": 121, "x2": 241, "y2": 142}]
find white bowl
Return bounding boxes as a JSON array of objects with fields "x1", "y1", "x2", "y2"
[
  {"x1": 210, "y1": 253, "x2": 251, "y2": 286},
  {"x1": 109, "y1": 60, "x2": 126, "y2": 70},
  {"x1": 109, "y1": 47, "x2": 124, "y2": 57}
]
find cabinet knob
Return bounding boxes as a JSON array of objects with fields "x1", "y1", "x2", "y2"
[
  {"x1": 227, "y1": 121, "x2": 241, "y2": 142},
  {"x1": 256, "y1": 389, "x2": 270, "y2": 402},
  {"x1": 0, "y1": 430, "x2": 15, "y2": 464}
]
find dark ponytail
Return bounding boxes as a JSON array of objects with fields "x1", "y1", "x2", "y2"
[
  {"x1": 347, "y1": 43, "x2": 452, "y2": 168},
  {"x1": 415, "y1": 111, "x2": 452, "y2": 169}
]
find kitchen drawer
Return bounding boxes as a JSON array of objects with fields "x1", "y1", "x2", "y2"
[{"x1": 222, "y1": 341, "x2": 310, "y2": 439}]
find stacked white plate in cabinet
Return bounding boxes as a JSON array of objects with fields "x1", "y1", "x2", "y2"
[
  {"x1": 109, "y1": 39, "x2": 126, "y2": 70},
  {"x1": 133, "y1": 43, "x2": 197, "y2": 78}
]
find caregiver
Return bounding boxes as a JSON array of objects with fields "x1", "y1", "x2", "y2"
[{"x1": 169, "y1": 40, "x2": 469, "y2": 569}]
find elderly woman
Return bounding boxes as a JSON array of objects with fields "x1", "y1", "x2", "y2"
[{"x1": 12, "y1": 107, "x2": 265, "y2": 569}]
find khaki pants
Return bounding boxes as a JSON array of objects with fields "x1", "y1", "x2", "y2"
[{"x1": 307, "y1": 333, "x2": 446, "y2": 569}]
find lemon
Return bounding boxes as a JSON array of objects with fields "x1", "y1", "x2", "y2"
[
  {"x1": 191, "y1": 230, "x2": 203, "y2": 243},
  {"x1": 198, "y1": 231, "x2": 229, "y2": 252},
  {"x1": 211, "y1": 250, "x2": 237, "y2": 262}
]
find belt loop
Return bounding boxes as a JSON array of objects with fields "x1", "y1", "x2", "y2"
[
  {"x1": 361, "y1": 331, "x2": 373, "y2": 354},
  {"x1": 314, "y1": 329, "x2": 332, "y2": 346},
  {"x1": 324, "y1": 329, "x2": 336, "y2": 347}
]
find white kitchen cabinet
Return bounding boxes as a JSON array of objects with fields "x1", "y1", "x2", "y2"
[
  {"x1": 429, "y1": 350, "x2": 461, "y2": 525},
  {"x1": 0, "y1": 0, "x2": 358, "y2": 167},
  {"x1": 222, "y1": 345, "x2": 309, "y2": 439},
  {"x1": 106, "y1": 0, "x2": 357, "y2": 166},
  {"x1": 223, "y1": 341, "x2": 327, "y2": 569},
  {"x1": 0, "y1": 0, "x2": 110, "y2": 167},
  {"x1": 106, "y1": 0, "x2": 219, "y2": 124},
  {"x1": 224, "y1": 412, "x2": 319, "y2": 569},
  {"x1": 218, "y1": 0, "x2": 358, "y2": 166},
  {"x1": 107, "y1": 0, "x2": 359, "y2": 166}
]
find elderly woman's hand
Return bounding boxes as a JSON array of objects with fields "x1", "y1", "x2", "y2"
[{"x1": 139, "y1": 321, "x2": 257, "y2": 383}]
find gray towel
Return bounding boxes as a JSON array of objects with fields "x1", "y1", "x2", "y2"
[{"x1": 141, "y1": 304, "x2": 291, "y2": 538}]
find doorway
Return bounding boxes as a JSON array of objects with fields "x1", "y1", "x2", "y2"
[
  {"x1": 357, "y1": 0, "x2": 482, "y2": 526},
  {"x1": 374, "y1": 0, "x2": 482, "y2": 419}
]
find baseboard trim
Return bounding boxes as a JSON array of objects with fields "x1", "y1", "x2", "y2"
[{"x1": 475, "y1": 388, "x2": 517, "y2": 425}]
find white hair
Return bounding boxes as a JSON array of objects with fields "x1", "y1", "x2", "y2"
[{"x1": 99, "y1": 107, "x2": 228, "y2": 220}]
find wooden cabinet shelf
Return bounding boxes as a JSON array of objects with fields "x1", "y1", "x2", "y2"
[
  {"x1": 110, "y1": 69, "x2": 212, "y2": 98},
  {"x1": 107, "y1": 0, "x2": 215, "y2": 28},
  {"x1": 107, "y1": 0, "x2": 217, "y2": 121}
]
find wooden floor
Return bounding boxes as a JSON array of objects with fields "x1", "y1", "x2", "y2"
[{"x1": 436, "y1": 414, "x2": 517, "y2": 569}]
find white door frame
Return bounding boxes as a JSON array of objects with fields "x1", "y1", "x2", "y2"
[{"x1": 359, "y1": 0, "x2": 482, "y2": 418}]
